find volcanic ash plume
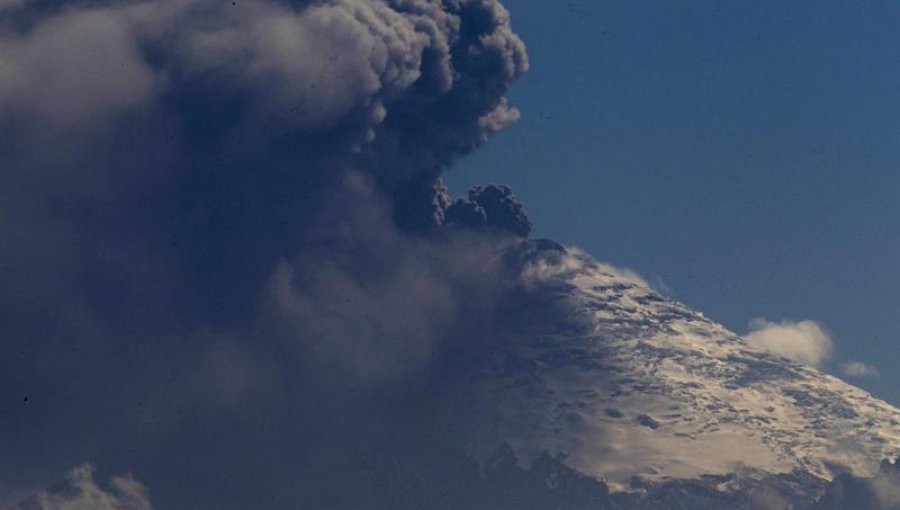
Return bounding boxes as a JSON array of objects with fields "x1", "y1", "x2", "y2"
[{"x1": 0, "y1": 0, "x2": 533, "y2": 508}]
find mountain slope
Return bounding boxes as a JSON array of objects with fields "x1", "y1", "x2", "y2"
[
  {"x1": 7, "y1": 241, "x2": 897, "y2": 510},
  {"x1": 437, "y1": 241, "x2": 900, "y2": 495}
]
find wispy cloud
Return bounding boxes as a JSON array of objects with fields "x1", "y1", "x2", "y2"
[
  {"x1": 745, "y1": 318, "x2": 833, "y2": 368},
  {"x1": 840, "y1": 361, "x2": 880, "y2": 379},
  {"x1": 6, "y1": 465, "x2": 153, "y2": 510}
]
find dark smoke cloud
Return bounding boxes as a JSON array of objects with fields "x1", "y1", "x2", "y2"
[
  {"x1": 0, "y1": 0, "x2": 530, "y2": 507},
  {"x1": 812, "y1": 459, "x2": 900, "y2": 510},
  {"x1": 445, "y1": 183, "x2": 533, "y2": 236},
  {"x1": 261, "y1": 173, "x2": 520, "y2": 385},
  {"x1": 0, "y1": 0, "x2": 529, "y2": 318}
]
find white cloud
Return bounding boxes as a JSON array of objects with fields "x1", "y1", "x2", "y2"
[
  {"x1": 521, "y1": 247, "x2": 650, "y2": 288},
  {"x1": 745, "y1": 318, "x2": 833, "y2": 368},
  {"x1": 840, "y1": 361, "x2": 880, "y2": 379},
  {"x1": 6, "y1": 465, "x2": 153, "y2": 510}
]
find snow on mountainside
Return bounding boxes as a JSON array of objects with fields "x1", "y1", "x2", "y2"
[{"x1": 439, "y1": 240, "x2": 900, "y2": 492}]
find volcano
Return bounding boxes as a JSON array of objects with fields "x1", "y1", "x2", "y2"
[{"x1": 411, "y1": 240, "x2": 900, "y2": 509}]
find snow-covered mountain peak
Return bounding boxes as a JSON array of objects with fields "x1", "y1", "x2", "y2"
[{"x1": 445, "y1": 242, "x2": 900, "y2": 490}]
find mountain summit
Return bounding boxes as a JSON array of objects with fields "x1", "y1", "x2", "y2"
[{"x1": 428, "y1": 240, "x2": 900, "y2": 507}]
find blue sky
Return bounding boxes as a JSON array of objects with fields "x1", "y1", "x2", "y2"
[{"x1": 448, "y1": 0, "x2": 900, "y2": 403}]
